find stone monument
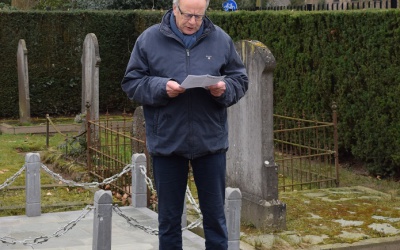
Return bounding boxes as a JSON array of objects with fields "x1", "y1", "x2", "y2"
[
  {"x1": 227, "y1": 40, "x2": 286, "y2": 231},
  {"x1": 81, "y1": 33, "x2": 101, "y2": 127},
  {"x1": 17, "y1": 39, "x2": 31, "y2": 123}
]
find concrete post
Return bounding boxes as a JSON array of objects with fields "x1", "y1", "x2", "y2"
[
  {"x1": 225, "y1": 187, "x2": 242, "y2": 250},
  {"x1": 131, "y1": 153, "x2": 147, "y2": 207},
  {"x1": 25, "y1": 152, "x2": 41, "y2": 217},
  {"x1": 92, "y1": 190, "x2": 112, "y2": 250}
]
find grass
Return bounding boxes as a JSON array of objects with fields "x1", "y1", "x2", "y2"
[
  {"x1": 0, "y1": 113, "x2": 138, "y2": 218},
  {"x1": 0, "y1": 116, "x2": 77, "y2": 126},
  {"x1": 240, "y1": 163, "x2": 400, "y2": 248},
  {"x1": 280, "y1": 185, "x2": 400, "y2": 244},
  {"x1": 0, "y1": 133, "x2": 65, "y2": 186},
  {"x1": 0, "y1": 132, "x2": 94, "y2": 217},
  {"x1": 2, "y1": 124, "x2": 400, "y2": 248},
  {"x1": 0, "y1": 113, "x2": 128, "y2": 127}
]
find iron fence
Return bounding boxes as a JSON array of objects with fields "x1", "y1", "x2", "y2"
[
  {"x1": 274, "y1": 105, "x2": 339, "y2": 192},
  {"x1": 85, "y1": 109, "x2": 148, "y2": 198},
  {"x1": 84, "y1": 104, "x2": 339, "y2": 195},
  {"x1": 265, "y1": 0, "x2": 397, "y2": 11}
]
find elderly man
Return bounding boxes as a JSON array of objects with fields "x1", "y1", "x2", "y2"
[{"x1": 122, "y1": 0, "x2": 248, "y2": 249}]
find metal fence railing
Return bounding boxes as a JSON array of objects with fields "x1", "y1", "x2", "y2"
[
  {"x1": 264, "y1": 0, "x2": 398, "y2": 11},
  {"x1": 84, "y1": 104, "x2": 339, "y2": 195},
  {"x1": 85, "y1": 109, "x2": 148, "y2": 197},
  {"x1": 274, "y1": 104, "x2": 339, "y2": 192}
]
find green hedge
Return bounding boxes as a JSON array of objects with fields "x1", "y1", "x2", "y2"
[
  {"x1": 1, "y1": 9, "x2": 400, "y2": 177},
  {"x1": 0, "y1": 10, "x2": 163, "y2": 117}
]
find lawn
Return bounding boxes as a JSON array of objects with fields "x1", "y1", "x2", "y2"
[
  {"x1": 2, "y1": 126, "x2": 400, "y2": 249},
  {"x1": 0, "y1": 132, "x2": 94, "y2": 216}
]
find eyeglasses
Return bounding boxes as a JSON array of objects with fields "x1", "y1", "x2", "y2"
[{"x1": 177, "y1": 5, "x2": 205, "y2": 22}]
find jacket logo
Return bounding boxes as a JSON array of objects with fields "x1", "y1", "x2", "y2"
[{"x1": 206, "y1": 55, "x2": 212, "y2": 60}]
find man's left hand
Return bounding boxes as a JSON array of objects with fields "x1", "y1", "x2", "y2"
[{"x1": 208, "y1": 81, "x2": 226, "y2": 97}]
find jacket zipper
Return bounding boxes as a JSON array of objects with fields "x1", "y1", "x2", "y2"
[{"x1": 186, "y1": 48, "x2": 194, "y2": 159}]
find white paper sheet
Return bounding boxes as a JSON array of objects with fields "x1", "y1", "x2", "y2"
[{"x1": 180, "y1": 75, "x2": 225, "y2": 89}]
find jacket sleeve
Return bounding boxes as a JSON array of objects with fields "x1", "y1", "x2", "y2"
[
  {"x1": 121, "y1": 39, "x2": 170, "y2": 107},
  {"x1": 213, "y1": 39, "x2": 249, "y2": 107}
]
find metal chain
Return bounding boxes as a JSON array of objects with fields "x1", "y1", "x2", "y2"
[
  {"x1": 1, "y1": 162, "x2": 202, "y2": 242},
  {"x1": 112, "y1": 205, "x2": 159, "y2": 235},
  {"x1": 41, "y1": 163, "x2": 133, "y2": 188},
  {"x1": 186, "y1": 186, "x2": 201, "y2": 214},
  {"x1": 0, "y1": 166, "x2": 25, "y2": 190},
  {"x1": 183, "y1": 187, "x2": 203, "y2": 230},
  {"x1": 139, "y1": 165, "x2": 155, "y2": 193},
  {"x1": 0, "y1": 205, "x2": 94, "y2": 247},
  {"x1": 46, "y1": 115, "x2": 67, "y2": 137},
  {"x1": 184, "y1": 215, "x2": 203, "y2": 230},
  {"x1": 138, "y1": 165, "x2": 203, "y2": 230}
]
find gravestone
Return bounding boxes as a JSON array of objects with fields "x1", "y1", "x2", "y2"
[
  {"x1": 131, "y1": 106, "x2": 146, "y2": 154},
  {"x1": 17, "y1": 39, "x2": 31, "y2": 123},
  {"x1": 227, "y1": 40, "x2": 286, "y2": 231},
  {"x1": 81, "y1": 33, "x2": 100, "y2": 127}
]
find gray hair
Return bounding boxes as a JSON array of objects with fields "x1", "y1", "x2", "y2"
[{"x1": 173, "y1": 0, "x2": 210, "y2": 8}]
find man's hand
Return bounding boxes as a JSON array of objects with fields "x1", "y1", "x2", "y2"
[
  {"x1": 166, "y1": 80, "x2": 185, "y2": 98},
  {"x1": 208, "y1": 81, "x2": 226, "y2": 97}
]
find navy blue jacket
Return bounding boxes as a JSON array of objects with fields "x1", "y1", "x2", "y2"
[{"x1": 122, "y1": 10, "x2": 248, "y2": 159}]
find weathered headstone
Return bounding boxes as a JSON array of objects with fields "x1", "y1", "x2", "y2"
[
  {"x1": 17, "y1": 39, "x2": 31, "y2": 123},
  {"x1": 227, "y1": 40, "x2": 286, "y2": 231},
  {"x1": 81, "y1": 33, "x2": 100, "y2": 128},
  {"x1": 131, "y1": 106, "x2": 146, "y2": 153}
]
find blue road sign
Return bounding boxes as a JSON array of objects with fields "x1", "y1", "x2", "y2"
[{"x1": 222, "y1": 0, "x2": 238, "y2": 11}]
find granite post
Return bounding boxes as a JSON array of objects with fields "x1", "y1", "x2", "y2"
[
  {"x1": 25, "y1": 152, "x2": 41, "y2": 217},
  {"x1": 92, "y1": 190, "x2": 112, "y2": 250},
  {"x1": 131, "y1": 153, "x2": 147, "y2": 208},
  {"x1": 225, "y1": 187, "x2": 242, "y2": 250}
]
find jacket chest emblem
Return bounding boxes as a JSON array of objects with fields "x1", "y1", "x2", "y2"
[{"x1": 206, "y1": 55, "x2": 212, "y2": 60}]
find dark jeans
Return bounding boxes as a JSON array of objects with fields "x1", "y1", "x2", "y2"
[{"x1": 152, "y1": 153, "x2": 228, "y2": 250}]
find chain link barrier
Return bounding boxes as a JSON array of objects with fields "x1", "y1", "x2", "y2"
[
  {"x1": 0, "y1": 166, "x2": 25, "y2": 190},
  {"x1": 138, "y1": 164, "x2": 203, "y2": 231},
  {"x1": 139, "y1": 164, "x2": 155, "y2": 193},
  {"x1": 113, "y1": 205, "x2": 159, "y2": 235},
  {"x1": 46, "y1": 114, "x2": 67, "y2": 137},
  {"x1": 0, "y1": 205, "x2": 94, "y2": 247},
  {"x1": 1, "y1": 161, "x2": 203, "y2": 245},
  {"x1": 40, "y1": 163, "x2": 133, "y2": 188}
]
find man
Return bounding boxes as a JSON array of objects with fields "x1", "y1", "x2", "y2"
[{"x1": 121, "y1": 0, "x2": 248, "y2": 249}]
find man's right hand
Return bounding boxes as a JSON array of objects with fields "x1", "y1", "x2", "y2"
[{"x1": 166, "y1": 80, "x2": 185, "y2": 98}]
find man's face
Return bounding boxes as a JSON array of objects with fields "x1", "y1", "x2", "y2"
[{"x1": 173, "y1": 0, "x2": 207, "y2": 35}]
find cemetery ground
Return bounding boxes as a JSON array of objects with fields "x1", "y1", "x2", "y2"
[{"x1": 1, "y1": 119, "x2": 400, "y2": 249}]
